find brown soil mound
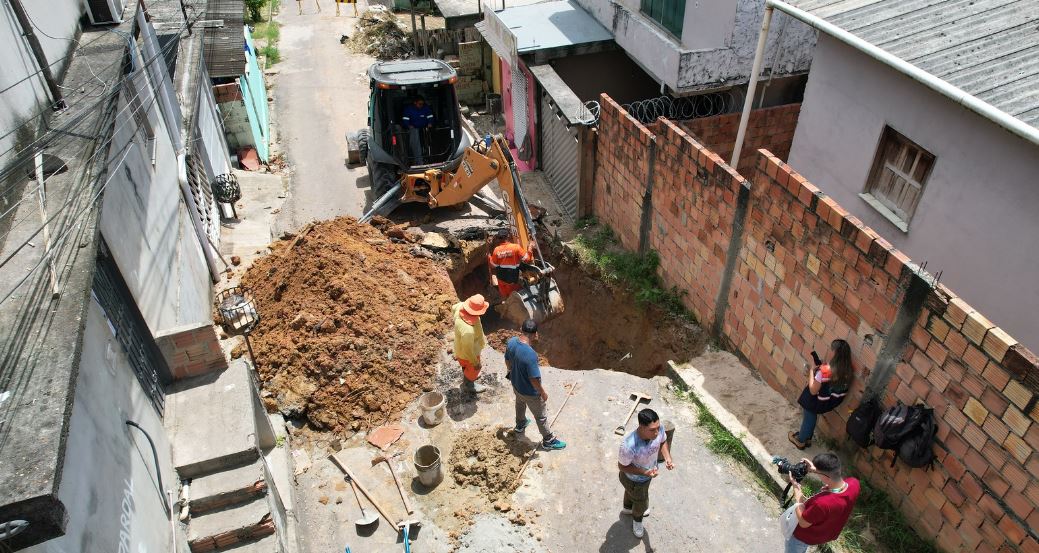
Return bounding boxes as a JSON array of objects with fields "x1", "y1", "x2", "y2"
[
  {"x1": 241, "y1": 217, "x2": 457, "y2": 433},
  {"x1": 449, "y1": 428, "x2": 532, "y2": 500}
]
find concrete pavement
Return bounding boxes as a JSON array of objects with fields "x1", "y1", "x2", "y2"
[{"x1": 273, "y1": 5, "x2": 377, "y2": 233}]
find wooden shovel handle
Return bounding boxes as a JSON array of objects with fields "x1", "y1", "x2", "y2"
[{"x1": 329, "y1": 454, "x2": 399, "y2": 528}]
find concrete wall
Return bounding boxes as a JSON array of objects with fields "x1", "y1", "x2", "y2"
[
  {"x1": 99, "y1": 70, "x2": 213, "y2": 337},
  {"x1": 591, "y1": 95, "x2": 1039, "y2": 552},
  {"x1": 788, "y1": 34, "x2": 1039, "y2": 351},
  {"x1": 569, "y1": 0, "x2": 815, "y2": 93},
  {"x1": 24, "y1": 302, "x2": 176, "y2": 553}
]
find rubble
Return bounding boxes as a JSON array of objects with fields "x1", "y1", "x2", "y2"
[{"x1": 347, "y1": 8, "x2": 414, "y2": 60}]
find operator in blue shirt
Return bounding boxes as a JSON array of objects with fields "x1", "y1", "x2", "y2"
[
  {"x1": 505, "y1": 319, "x2": 566, "y2": 450},
  {"x1": 402, "y1": 96, "x2": 434, "y2": 165}
]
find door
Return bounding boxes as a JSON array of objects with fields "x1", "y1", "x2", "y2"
[{"x1": 539, "y1": 91, "x2": 580, "y2": 220}]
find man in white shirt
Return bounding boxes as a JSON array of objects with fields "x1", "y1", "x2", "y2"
[{"x1": 617, "y1": 408, "x2": 674, "y2": 538}]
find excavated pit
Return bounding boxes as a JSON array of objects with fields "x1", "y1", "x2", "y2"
[{"x1": 452, "y1": 254, "x2": 708, "y2": 378}]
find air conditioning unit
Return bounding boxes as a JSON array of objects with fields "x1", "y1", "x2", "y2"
[{"x1": 85, "y1": 0, "x2": 125, "y2": 24}]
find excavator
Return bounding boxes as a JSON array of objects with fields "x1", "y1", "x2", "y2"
[{"x1": 351, "y1": 59, "x2": 563, "y2": 325}]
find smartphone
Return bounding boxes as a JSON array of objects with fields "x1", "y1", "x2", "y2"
[{"x1": 810, "y1": 351, "x2": 822, "y2": 366}]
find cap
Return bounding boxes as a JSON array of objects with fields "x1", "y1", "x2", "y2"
[{"x1": 521, "y1": 318, "x2": 538, "y2": 334}]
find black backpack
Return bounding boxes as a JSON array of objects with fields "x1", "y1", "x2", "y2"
[
  {"x1": 873, "y1": 402, "x2": 922, "y2": 450},
  {"x1": 898, "y1": 407, "x2": 937, "y2": 469},
  {"x1": 846, "y1": 397, "x2": 882, "y2": 448}
]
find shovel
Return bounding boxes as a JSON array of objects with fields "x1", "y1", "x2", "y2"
[
  {"x1": 615, "y1": 391, "x2": 652, "y2": 435},
  {"x1": 345, "y1": 474, "x2": 378, "y2": 529}
]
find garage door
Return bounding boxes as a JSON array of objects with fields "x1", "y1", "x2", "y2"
[{"x1": 540, "y1": 92, "x2": 580, "y2": 220}]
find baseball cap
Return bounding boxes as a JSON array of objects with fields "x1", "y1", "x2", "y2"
[{"x1": 521, "y1": 319, "x2": 538, "y2": 334}]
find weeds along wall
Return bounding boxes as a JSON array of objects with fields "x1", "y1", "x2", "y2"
[{"x1": 591, "y1": 94, "x2": 1039, "y2": 553}]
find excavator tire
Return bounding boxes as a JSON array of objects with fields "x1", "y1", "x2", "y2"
[{"x1": 496, "y1": 277, "x2": 565, "y2": 326}]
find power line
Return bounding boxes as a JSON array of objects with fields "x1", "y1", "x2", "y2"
[{"x1": 0, "y1": 11, "x2": 196, "y2": 197}]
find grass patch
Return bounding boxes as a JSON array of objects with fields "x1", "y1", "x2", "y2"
[
  {"x1": 260, "y1": 45, "x2": 281, "y2": 65},
  {"x1": 570, "y1": 219, "x2": 691, "y2": 320},
  {"x1": 253, "y1": 20, "x2": 280, "y2": 42}
]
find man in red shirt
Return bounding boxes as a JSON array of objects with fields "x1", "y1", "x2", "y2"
[
  {"x1": 786, "y1": 453, "x2": 860, "y2": 553},
  {"x1": 488, "y1": 229, "x2": 533, "y2": 299}
]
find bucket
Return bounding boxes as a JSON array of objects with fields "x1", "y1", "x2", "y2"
[
  {"x1": 413, "y1": 445, "x2": 443, "y2": 487},
  {"x1": 419, "y1": 391, "x2": 446, "y2": 426}
]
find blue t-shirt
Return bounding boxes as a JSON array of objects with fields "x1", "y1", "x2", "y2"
[
  {"x1": 505, "y1": 337, "x2": 541, "y2": 396},
  {"x1": 402, "y1": 104, "x2": 434, "y2": 129}
]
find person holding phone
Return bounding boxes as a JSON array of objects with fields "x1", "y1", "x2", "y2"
[{"x1": 789, "y1": 339, "x2": 853, "y2": 449}]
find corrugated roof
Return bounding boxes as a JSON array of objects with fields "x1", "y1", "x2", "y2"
[
  {"x1": 203, "y1": 0, "x2": 246, "y2": 78},
  {"x1": 786, "y1": 0, "x2": 1039, "y2": 129}
]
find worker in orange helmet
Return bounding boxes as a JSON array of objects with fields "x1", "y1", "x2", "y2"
[{"x1": 488, "y1": 228, "x2": 533, "y2": 300}]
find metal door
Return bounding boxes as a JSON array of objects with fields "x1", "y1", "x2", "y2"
[{"x1": 539, "y1": 91, "x2": 579, "y2": 220}]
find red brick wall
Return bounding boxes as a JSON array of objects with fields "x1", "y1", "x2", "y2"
[
  {"x1": 156, "y1": 323, "x2": 228, "y2": 380},
  {"x1": 589, "y1": 94, "x2": 1039, "y2": 552},
  {"x1": 677, "y1": 104, "x2": 801, "y2": 176}
]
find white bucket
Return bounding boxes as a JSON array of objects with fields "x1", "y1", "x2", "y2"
[
  {"x1": 413, "y1": 445, "x2": 443, "y2": 487},
  {"x1": 419, "y1": 391, "x2": 446, "y2": 426}
]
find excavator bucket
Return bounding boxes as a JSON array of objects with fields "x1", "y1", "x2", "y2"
[{"x1": 497, "y1": 276, "x2": 565, "y2": 326}]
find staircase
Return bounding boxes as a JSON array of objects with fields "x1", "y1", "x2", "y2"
[{"x1": 166, "y1": 359, "x2": 296, "y2": 553}]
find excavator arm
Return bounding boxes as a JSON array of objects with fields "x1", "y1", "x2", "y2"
[{"x1": 360, "y1": 134, "x2": 563, "y2": 323}]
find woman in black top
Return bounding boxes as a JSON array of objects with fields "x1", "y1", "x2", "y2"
[{"x1": 789, "y1": 339, "x2": 853, "y2": 450}]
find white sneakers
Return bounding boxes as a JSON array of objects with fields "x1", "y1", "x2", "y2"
[
  {"x1": 620, "y1": 507, "x2": 651, "y2": 517},
  {"x1": 632, "y1": 520, "x2": 645, "y2": 538}
]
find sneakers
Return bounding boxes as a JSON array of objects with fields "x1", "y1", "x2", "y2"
[
  {"x1": 632, "y1": 520, "x2": 645, "y2": 538},
  {"x1": 620, "y1": 507, "x2": 651, "y2": 517},
  {"x1": 542, "y1": 437, "x2": 566, "y2": 450},
  {"x1": 514, "y1": 418, "x2": 531, "y2": 433},
  {"x1": 788, "y1": 431, "x2": 811, "y2": 450},
  {"x1": 461, "y1": 379, "x2": 486, "y2": 393}
]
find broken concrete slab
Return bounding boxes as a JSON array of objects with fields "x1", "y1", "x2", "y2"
[
  {"x1": 187, "y1": 494, "x2": 272, "y2": 542},
  {"x1": 166, "y1": 359, "x2": 260, "y2": 478},
  {"x1": 190, "y1": 460, "x2": 266, "y2": 514}
]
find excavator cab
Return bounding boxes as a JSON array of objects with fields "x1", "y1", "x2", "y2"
[{"x1": 356, "y1": 59, "x2": 471, "y2": 196}]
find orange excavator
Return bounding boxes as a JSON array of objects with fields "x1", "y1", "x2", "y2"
[{"x1": 358, "y1": 132, "x2": 564, "y2": 325}]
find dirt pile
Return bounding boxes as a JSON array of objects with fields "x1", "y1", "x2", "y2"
[
  {"x1": 348, "y1": 8, "x2": 413, "y2": 60},
  {"x1": 449, "y1": 428, "x2": 532, "y2": 501},
  {"x1": 240, "y1": 217, "x2": 457, "y2": 433}
]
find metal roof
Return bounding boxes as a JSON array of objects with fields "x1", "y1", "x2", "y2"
[
  {"x1": 785, "y1": 0, "x2": 1039, "y2": 130},
  {"x1": 497, "y1": 0, "x2": 613, "y2": 53},
  {"x1": 203, "y1": 0, "x2": 246, "y2": 78},
  {"x1": 367, "y1": 59, "x2": 457, "y2": 85}
]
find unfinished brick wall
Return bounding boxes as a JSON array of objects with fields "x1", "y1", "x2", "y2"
[
  {"x1": 590, "y1": 94, "x2": 1039, "y2": 552},
  {"x1": 676, "y1": 103, "x2": 801, "y2": 176},
  {"x1": 156, "y1": 323, "x2": 228, "y2": 380}
]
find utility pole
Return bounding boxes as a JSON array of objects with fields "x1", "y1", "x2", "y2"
[{"x1": 8, "y1": 0, "x2": 66, "y2": 110}]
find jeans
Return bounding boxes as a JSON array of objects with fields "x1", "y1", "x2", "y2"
[
  {"x1": 619, "y1": 471, "x2": 652, "y2": 522},
  {"x1": 784, "y1": 535, "x2": 809, "y2": 553},
  {"x1": 797, "y1": 408, "x2": 818, "y2": 442},
  {"x1": 515, "y1": 392, "x2": 553, "y2": 441}
]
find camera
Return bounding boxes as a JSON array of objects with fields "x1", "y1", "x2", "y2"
[{"x1": 772, "y1": 456, "x2": 810, "y2": 483}]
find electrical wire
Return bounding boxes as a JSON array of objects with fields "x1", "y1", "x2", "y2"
[{"x1": 0, "y1": 11, "x2": 197, "y2": 196}]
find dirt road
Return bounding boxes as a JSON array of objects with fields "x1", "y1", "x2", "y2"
[{"x1": 274, "y1": 4, "x2": 376, "y2": 233}]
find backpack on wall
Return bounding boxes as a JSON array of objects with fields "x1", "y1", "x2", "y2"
[
  {"x1": 846, "y1": 397, "x2": 882, "y2": 448},
  {"x1": 898, "y1": 407, "x2": 937, "y2": 469},
  {"x1": 873, "y1": 402, "x2": 921, "y2": 450}
]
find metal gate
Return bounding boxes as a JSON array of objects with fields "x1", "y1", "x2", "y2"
[{"x1": 539, "y1": 91, "x2": 580, "y2": 220}]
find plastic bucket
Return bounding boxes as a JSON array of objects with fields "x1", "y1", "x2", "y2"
[
  {"x1": 419, "y1": 391, "x2": 446, "y2": 426},
  {"x1": 413, "y1": 445, "x2": 443, "y2": 487}
]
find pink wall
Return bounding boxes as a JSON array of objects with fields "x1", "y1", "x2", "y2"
[{"x1": 497, "y1": 57, "x2": 537, "y2": 172}]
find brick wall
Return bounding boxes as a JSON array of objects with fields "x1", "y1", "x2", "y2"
[
  {"x1": 590, "y1": 94, "x2": 1039, "y2": 552},
  {"x1": 677, "y1": 103, "x2": 801, "y2": 176},
  {"x1": 156, "y1": 323, "x2": 228, "y2": 380}
]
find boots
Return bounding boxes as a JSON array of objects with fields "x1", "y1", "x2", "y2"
[{"x1": 461, "y1": 378, "x2": 486, "y2": 393}]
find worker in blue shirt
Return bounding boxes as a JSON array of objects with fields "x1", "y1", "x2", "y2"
[{"x1": 402, "y1": 96, "x2": 434, "y2": 165}]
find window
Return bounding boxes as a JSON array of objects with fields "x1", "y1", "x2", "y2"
[
  {"x1": 860, "y1": 126, "x2": 935, "y2": 231},
  {"x1": 640, "y1": 0, "x2": 685, "y2": 37}
]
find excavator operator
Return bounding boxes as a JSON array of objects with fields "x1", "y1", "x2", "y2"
[{"x1": 488, "y1": 228, "x2": 533, "y2": 300}]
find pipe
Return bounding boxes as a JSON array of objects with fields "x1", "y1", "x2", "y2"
[
  {"x1": 177, "y1": 152, "x2": 222, "y2": 283},
  {"x1": 7, "y1": 0, "x2": 65, "y2": 110},
  {"x1": 731, "y1": 5, "x2": 773, "y2": 167},
  {"x1": 766, "y1": 0, "x2": 1039, "y2": 149}
]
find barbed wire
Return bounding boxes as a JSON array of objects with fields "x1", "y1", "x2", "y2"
[{"x1": 582, "y1": 88, "x2": 746, "y2": 127}]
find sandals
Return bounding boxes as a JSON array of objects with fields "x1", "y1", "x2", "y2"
[{"x1": 788, "y1": 431, "x2": 811, "y2": 450}]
